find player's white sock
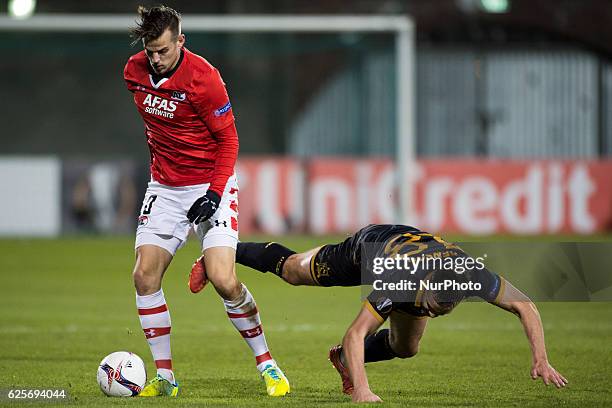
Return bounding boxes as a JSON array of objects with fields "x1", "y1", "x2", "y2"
[
  {"x1": 223, "y1": 284, "x2": 276, "y2": 373},
  {"x1": 136, "y1": 289, "x2": 175, "y2": 383}
]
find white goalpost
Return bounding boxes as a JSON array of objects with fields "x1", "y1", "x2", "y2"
[{"x1": 0, "y1": 13, "x2": 416, "y2": 224}]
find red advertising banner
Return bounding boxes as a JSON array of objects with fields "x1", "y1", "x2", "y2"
[
  {"x1": 236, "y1": 158, "x2": 305, "y2": 235},
  {"x1": 236, "y1": 158, "x2": 612, "y2": 235},
  {"x1": 305, "y1": 159, "x2": 396, "y2": 234},
  {"x1": 415, "y1": 160, "x2": 612, "y2": 235}
]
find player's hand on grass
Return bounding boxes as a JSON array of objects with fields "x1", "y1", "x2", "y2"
[
  {"x1": 531, "y1": 360, "x2": 568, "y2": 388},
  {"x1": 351, "y1": 388, "x2": 382, "y2": 403},
  {"x1": 187, "y1": 190, "x2": 221, "y2": 224}
]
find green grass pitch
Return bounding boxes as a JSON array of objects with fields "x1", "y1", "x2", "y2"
[{"x1": 1, "y1": 235, "x2": 611, "y2": 407}]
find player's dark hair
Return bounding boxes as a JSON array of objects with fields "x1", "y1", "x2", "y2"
[{"x1": 130, "y1": 5, "x2": 181, "y2": 46}]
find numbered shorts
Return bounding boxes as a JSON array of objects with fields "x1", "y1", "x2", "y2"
[{"x1": 135, "y1": 175, "x2": 239, "y2": 256}]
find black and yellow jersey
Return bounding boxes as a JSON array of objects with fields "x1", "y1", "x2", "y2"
[{"x1": 309, "y1": 224, "x2": 504, "y2": 321}]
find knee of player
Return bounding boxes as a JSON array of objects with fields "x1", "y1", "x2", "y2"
[
  {"x1": 133, "y1": 265, "x2": 153, "y2": 282},
  {"x1": 281, "y1": 274, "x2": 301, "y2": 286},
  {"x1": 210, "y1": 276, "x2": 242, "y2": 300},
  {"x1": 390, "y1": 340, "x2": 419, "y2": 359},
  {"x1": 280, "y1": 254, "x2": 304, "y2": 286},
  {"x1": 132, "y1": 267, "x2": 160, "y2": 293},
  {"x1": 396, "y1": 347, "x2": 418, "y2": 359}
]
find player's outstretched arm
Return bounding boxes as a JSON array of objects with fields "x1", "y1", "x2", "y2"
[
  {"x1": 342, "y1": 306, "x2": 384, "y2": 403},
  {"x1": 491, "y1": 279, "x2": 568, "y2": 388}
]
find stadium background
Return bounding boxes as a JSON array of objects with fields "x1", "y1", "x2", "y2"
[{"x1": 1, "y1": 0, "x2": 611, "y2": 406}]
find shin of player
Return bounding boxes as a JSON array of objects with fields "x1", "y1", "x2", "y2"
[
  {"x1": 136, "y1": 288, "x2": 174, "y2": 381},
  {"x1": 224, "y1": 282, "x2": 276, "y2": 371},
  {"x1": 202, "y1": 246, "x2": 277, "y2": 370},
  {"x1": 133, "y1": 243, "x2": 178, "y2": 397},
  {"x1": 198, "y1": 244, "x2": 290, "y2": 397}
]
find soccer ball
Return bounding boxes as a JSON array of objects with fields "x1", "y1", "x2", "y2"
[{"x1": 97, "y1": 351, "x2": 146, "y2": 397}]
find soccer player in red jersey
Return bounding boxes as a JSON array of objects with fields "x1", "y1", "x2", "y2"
[{"x1": 123, "y1": 5, "x2": 289, "y2": 397}]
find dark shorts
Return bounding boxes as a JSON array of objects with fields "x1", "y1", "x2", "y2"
[
  {"x1": 307, "y1": 224, "x2": 424, "y2": 287},
  {"x1": 309, "y1": 237, "x2": 361, "y2": 287}
]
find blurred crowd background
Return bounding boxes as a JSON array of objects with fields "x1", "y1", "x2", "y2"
[{"x1": 1, "y1": 0, "x2": 611, "y2": 236}]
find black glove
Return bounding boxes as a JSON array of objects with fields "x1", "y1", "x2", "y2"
[{"x1": 187, "y1": 190, "x2": 221, "y2": 224}]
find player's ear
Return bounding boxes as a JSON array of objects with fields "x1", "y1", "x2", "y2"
[{"x1": 177, "y1": 33, "x2": 185, "y2": 48}]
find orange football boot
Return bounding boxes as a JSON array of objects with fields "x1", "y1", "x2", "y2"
[
  {"x1": 329, "y1": 345, "x2": 353, "y2": 395},
  {"x1": 189, "y1": 255, "x2": 208, "y2": 293}
]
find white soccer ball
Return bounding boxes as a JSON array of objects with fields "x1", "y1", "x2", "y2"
[{"x1": 97, "y1": 351, "x2": 146, "y2": 397}]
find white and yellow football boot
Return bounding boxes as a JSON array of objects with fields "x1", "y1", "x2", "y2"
[
  {"x1": 261, "y1": 365, "x2": 290, "y2": 396},
  {"x1": 138, "y1": 374, "x2": 179, "y2": 397}
]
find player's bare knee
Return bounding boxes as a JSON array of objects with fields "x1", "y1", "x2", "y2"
[
  {"x1": 133, "y1": 246, "x2": 170, "y2": 294},
  {"x1": 389, "y1": 339, "x2": 419, "y2": 359},
  {"x1": 208, "y1": 269, "x2": 241, "y2": 299},
  {"x1": 132, "y1": 265, "x2": 160, "y2": 294},
  {"x1": 204, "y1": 253, "x2": 240, "y2": 298},
  {"x1": 394, "y1": 344, "x2": 419, "y2": 359},
  {"x1": 280, "y1": 254, "x2": 303, "y2": 286},
  {"x1": 213, "y1": 280, "x2": 241, "y2": 300},
  {"x1": 281, "y1": 272, "x2": 301, "y2": 286},
  {"x1": 389, "y1": 333, "x2": 419, "y2": 359}
]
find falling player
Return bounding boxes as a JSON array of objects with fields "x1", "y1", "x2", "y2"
[
  {"x1": 124, "y1": 5, "x2": 289, "y2": 397},
  {"x1": 190, "y1": 224, "x2": 568, "y2": 403}
]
